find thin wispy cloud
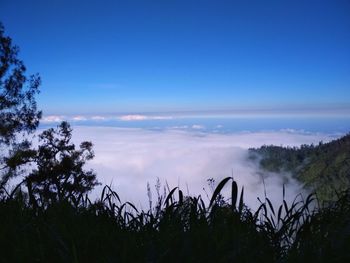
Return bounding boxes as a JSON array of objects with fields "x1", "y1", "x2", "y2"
[
  {"x1": 72, "y1": 115, "x2": 87, "y2": 121},
  {"x1": 41, "y1": 114, "x2": 174, "y2": 123},
  {"x1": 119, "y1": 115, "x2": 173, "y2": 121},
  {"x1": 191, "y1": 124, "x2": 205, "y2": 129},
  {"x1": 42, "y1": 115, "x2": 65, "y2": 123},
  {"x1": 91, "y1": 116, "x2": 107, "y2": 121},
  {"x1": 40, "y1": 105, "x2": 350, "y2": 124}
]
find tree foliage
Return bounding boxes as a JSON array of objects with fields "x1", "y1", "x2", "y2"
[
  {"x1": 25, "y1": 121, "x2": 99, "y2": 207},
  {"x1": 249, "y1": 134, "x2": 350, "y2": 201},
  {"x1": 0, "y1": 23, "x2": 97, "y2": 204},
  {"x1": 0, "y1": 23, "x2": 41, "y2": 143},
  {"x1": 0, "y1": 23, "x2": 41, "y2": 187}
]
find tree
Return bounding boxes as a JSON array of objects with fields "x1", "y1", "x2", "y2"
[
  {"x1": 25, "y1": 122, "x2": 99, "y2": 207},
  {"x1": 0, "y1": 23, "x2": 41, "y2": 189},
  {"x1": 0, "y1": 23, "x2": 98, "y2": 205}
]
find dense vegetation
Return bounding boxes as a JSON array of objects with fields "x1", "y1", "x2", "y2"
[
  {"x1": 1, "y1": 178, "x2": 350, "y2": 262},
  {"x1": 1, "y1": 23, "x2": 349, "y2": 262},
  {"x1": 249, "y1": 134, "x2": 350, "y2": 202}
]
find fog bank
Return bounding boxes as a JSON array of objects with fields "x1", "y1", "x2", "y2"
[{"x1": 69, "y1": 127, "x2": 335, "y2": 210}]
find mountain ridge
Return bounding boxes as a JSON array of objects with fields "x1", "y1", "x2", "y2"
[{"x1": 249, "y1": 133, "x2": 350, "y2": 201}]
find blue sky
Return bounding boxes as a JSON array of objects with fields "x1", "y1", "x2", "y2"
[{"x1": 1, "y1": 0, "x2": 350, "y2": 115}]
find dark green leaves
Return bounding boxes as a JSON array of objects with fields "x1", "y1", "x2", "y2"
[{"x1": 209, "y1": 177, "x2": 231, "y2": 208}]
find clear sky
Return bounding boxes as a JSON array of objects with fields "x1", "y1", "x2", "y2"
[{"x1": 1, "y1": 0, "x2": 350, "y2": 116}]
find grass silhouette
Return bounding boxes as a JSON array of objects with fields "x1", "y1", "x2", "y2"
[{"x1": 0, "y1": 178, "x2": 349, "y2": 262}]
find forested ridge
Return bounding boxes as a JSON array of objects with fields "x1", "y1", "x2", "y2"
[{"x1": 249, "y1": 134, "x2": 350, "y2": 201}]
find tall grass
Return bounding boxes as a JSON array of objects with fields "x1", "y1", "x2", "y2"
[{"x1": 0, "y1": 178, "x2": 349, "y2": 262}]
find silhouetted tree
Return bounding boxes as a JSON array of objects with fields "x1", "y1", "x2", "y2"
[
  {"x1": 0, "y1": 23, "x2": 98, "y2": 205},
  {"x1": 25, "y1": 121, "x2": 99, "y2": 207},
  {"x1": 0, "y1": 23, "x2": 41, "y2": 189}
]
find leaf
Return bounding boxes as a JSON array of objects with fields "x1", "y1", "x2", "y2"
[
  {"x1": 266, "y1": 197, "x2": 275, "y2": 216},
  {"x1": 209, "y1": 177, "x2": 232, "y2": 208},
  {"x1": 164, "y1": 187, "x2": 178, "y2": 206},
  {"x1": 238, "y1": 186, "x2": 244, "y2": 214},
  {"x1": 126, "y1": 201, "x2": 139, "y2": 213},
  {"x1": 178, "y1": 189, "x2": 184, "y2": 204},
  {"x1": 231, "y1": 179, "x2": 238, "y2": 209},
  {"x1": 277, "y1": 204, "x2": 283, "y2": 225}
]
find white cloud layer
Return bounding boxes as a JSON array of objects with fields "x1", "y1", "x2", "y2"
[
  {"x1": 191, "y1": 124, "x2": 205, "y2": 129},
  {"x1": 66, "y1": 126, "x2": 336, "y2": 210},
  {"x1": 41, "y1": 114, "x2": 174, "y2": 123},
  {"x1": 119, "y1": 115, "x2": 173, "y2": 121},
  {"x1": 42, "y1": 115, "x2": 65, "y2": 122}
]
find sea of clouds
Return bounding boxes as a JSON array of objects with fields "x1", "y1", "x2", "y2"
[{"x1": 66, "y1": 126, "x2": 336, "y2": 210}]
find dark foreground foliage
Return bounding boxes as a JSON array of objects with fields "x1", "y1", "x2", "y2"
[{"x1": 0, "y1": 179, "x2": 349, "y2": 263}]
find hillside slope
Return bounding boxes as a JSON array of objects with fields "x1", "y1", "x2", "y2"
[{"x1": 249, "y1": 133, "x2": 350, "y2": 201}]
